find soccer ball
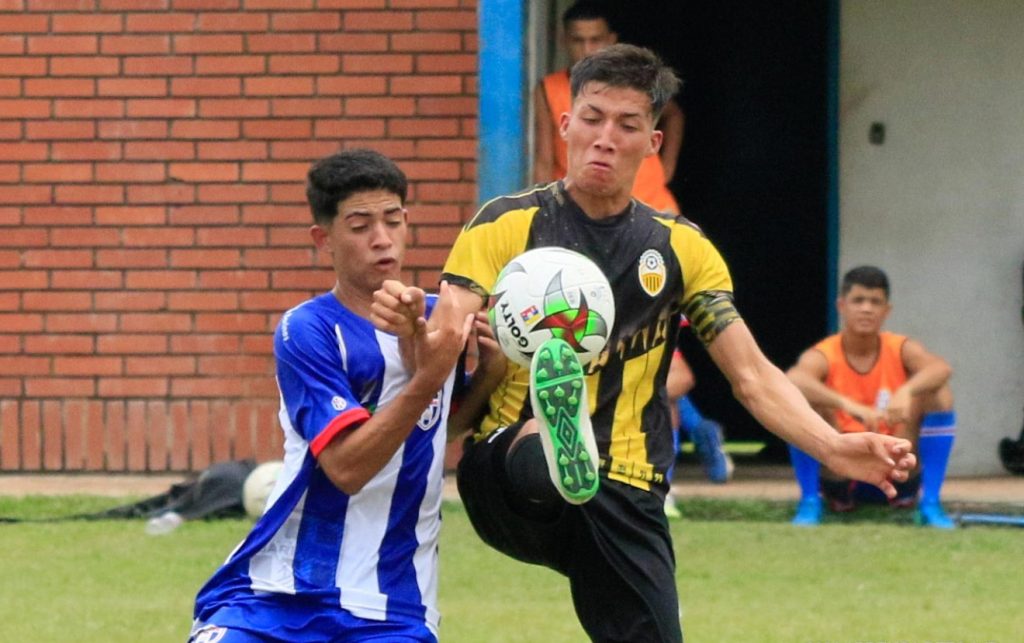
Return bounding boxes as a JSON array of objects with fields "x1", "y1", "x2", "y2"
[
  {"x1": 488, "y1": 247, "x2": 615, "y2": 368},
  {"x1": 242, "y1": 460, "x2": 284, "y2": 519}
]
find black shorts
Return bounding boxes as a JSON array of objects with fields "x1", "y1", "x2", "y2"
[{"x1": 457, "y1": 424, "x2": 682, "y2": 643}]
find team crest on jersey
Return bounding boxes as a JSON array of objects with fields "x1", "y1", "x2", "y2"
[
  {"x1": 637, "y1": 249, "x2": 666, "y2": 297},
  {"x1": 190, "y1": 625, "x2": 227, "y2": 643},
  {"x1": 331, "y1": 396, "x2": 347, "y2": 411},
  {"x1": 417, "y1": 393, "x2": 443, "y2": 431}
]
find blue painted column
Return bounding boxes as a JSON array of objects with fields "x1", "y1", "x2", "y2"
[
  {"x1": 825, "y1": 0, "x2": 841, "y2": 330},
  {"x1": 477, "y1": 0, "x2": 527, "y2": 205}
]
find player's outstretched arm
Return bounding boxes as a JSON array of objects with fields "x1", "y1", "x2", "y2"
[
  {"x1": 448, "y1": 310, "x2": 507, "y2": 441},
  {"x1": 708, "y1": 321, "x2": 915, "y2": 497}
]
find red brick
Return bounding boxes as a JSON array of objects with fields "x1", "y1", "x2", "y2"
[
  {"x1": 125, "y1": 356, "x2": 195, "y2": 376},
  {"x1": 96, "y1": 248, "x2": 167, "y2": 268},
  {"x1": 267, "y1": 227, "x2": 311, "y2": 246},
  {"x1": 416, "y1": 181, "x2": 475, "y2": 203},
  {"x1": 126, "y1": 97, "x2": 196, "y2": 118},
  {"x1": 54, "y1": 356, "x2": 122, "y2": 376},
  {"x1": 241, "y1": 203, "x2": 307, "y2": 224},
  {"x1": 168, "y1": 291, "x2": 239, "y2": 311},
  {"x1": 345, "y1": 96, "x2": 415, "y2": 116},
  {"x1": 197, "y1": 269, "x2": 269, "y2": 289},
  {"x1": 1, "y1": 14, "x2": 47, "y2": 32},
  {"x1": 418, "y1": 96, "x2": 476, "y2": 115},
  {"x1": 0, "y1": 163, "x2": 17, "y2": 182},
  {"x1": 100, "y1": 34, "x2": 170, "y2": 55},
  {"x1": 246, "y1": 33, "x2": 315, "y2": 53},
  {"x1": 64, "y1": 399, "x2": 87, "y2": 469},
  {"x1": 170, "y1": 248, "x2": 240, "y2": 268},
  {"x1": 167, "y1": 400, "x2": 188, "y2": 470},
  {"x1": 173, "y1": 0, "x2": 238, "y2": 9},
  {"x1": 416, "y1": 9, "x2": 475, "y2": 30},
  {"x1": 170, "y1": 334, "x2": 240, "y2": 354},
  {"x1": 198, "y1": 98, "x2": 269, "y2": 118},
  {"x1": 25, "y1": 334, "x2": 94, "y2": 354},
  {"x1": 124, "y1": 270, "x2": 196, "y2": 290},
  {"x1": 28, "y1": 35, "x2": 98, "y2": 55},
  {"x1": 123, "y1": 55, "x2": 194, "y2": 76},
  {"x1": 26, "y1": 120, "x2": 95, "y2": 140},
  {"x1": 101, "y1": 399, "x2": 126, "y2": 469},
  {"x1": 268, "y1": 183, "x2": 304, "y2": 203},
  {"x1": 97, "y1": 334, "x2": 168, "y2": 353},
  {"x1": 0, "y1": 313, "x2": 44, "y2": 333},
  {"x1": 391, "y1": 0, "x2": 460, "y2": 6},
  {"x1": 198, "y1": 355, "x2": 272, "y2": 375},
  {"x1": 0, "y1": 356, "x2": 48, "y2": 375},
  {"x1": 241, "y1": 334, "x2": 274, "y2": 356},
  {"x1": 414, "y1": 224, "x2": 460, "y2": 246},
  {"x1": 0, "y1": 268, "x2": 46, "y2": 286},
  {"x1": 318, "y1": 32, "x2": 386, "y2": 53},
  {"x1": 95, "y1": 162, "x2": 166, "y2": 183},
  {"x1": 391, "y1": 32, "x2": 462, "y2": 52},
  {"x1": 242, "y1": 119, "x2": 312, "y2": 139},
  {"x1": 0, "y1": 36, "x2": 25, "y2": 56},
  {"x1": 416, "y1": 137, "x2": 474, "y2": 158},
  {"x1": 0, "y1": 99, "x2": 49, "y2": 118},
  {"x1": 196, "y1": 12, "x2": 268, "y2": 31},
  {"x1": 124, "y1": 12, "x2": 195, "y2": 32},
  {"x1": 171, "y1": 77, "x2": 242, "y2": 97},
  {"x1": 98, "y1": 377, "x2": 168, "y2": 398},
  {"x1": 171, "y1": 119, "x2": 240, "y2": 139},
  {"x1": 171, "y1": 377, "x2": 244, "y2": 397},
  {"x1": 0, "y1": 227, "x2": 45, "y2": 247},
  {"x1": 195, "y1": 312, "x2": 267, "y2": 332},
  {"x1": 50, "y1": 55, "x2": 121, "y2": 77},
  {"x1": 41, "y1": 400, "x2": 63, "y2": 469},
  {"x1": 342, "y1": 54, "x2": 413, "y2": 74},
  {"x1": 209, "y1": 400, "x2": 232, "y2": 463},
  {"x1": 252, "y1": 402, "x2": 281, "y2": 461},
  {"x1": 95, "y1": 205, "x2": 166, "y2": 224},
  {"x1": 243, "y1": 248, "x2": 313, "y2": 267},
  {"x1": 120, "y1": 312, "x2": 191, "y2": 332},
  {"x1": 196, "y1": 183, "x2": 267, "y2": 203},
  {"x1": 21, "y1": 206, "x2": 87, "y2": 225},
  {"x1": 28, "y1": 0, "x2": 97, "y2": 9},
  {"x1": 194, "y1": 54, "x2": 265, "y2": 75},
  {"x1": 244, "y1": 76, "x2": 313, "y2": 96},
  {"x1": 197, "y1": 141, "x2": 266, "y2": 160},
  {"x1": 122, "y1": 226, "x2": 195, "y2": 247},
  {"x1": 126, "y1": 184, "x2": 196, "y2": 204},
  {"x1": 51, "y1": 141, "x2": 122, "y2": 160},
  {"x1": 345, "y1": 10, "x2": 411, "y2": 30},
  {"x1": 45, "y1": 312, "x2": 116, "y2": 333},
  {"x1": 268, "y1": 54, "x2": 339, "y2": 74},
  {"x1": 168, "y1": 204, "x2": 239, "y2": 224},
  {"x1": 22, "y1": 245, "x2": 92, "y2": 266},
  {"x1": 24, "y1": 291, "x2": 94, "y2": 311},
  {"x1": 271, "y1": 11, "x2": 340, "y2": 31},
  {"x1": 240, "y1": 161, "x2": 306, "y2": 182},
  {"x1": 315, "y1": 76, "x2": 386, "y2": 98},
  {"x1": 417, "y1": 53, "x2": 475, "y2": 73},
  {"x1": 388, "y1": 118, "x2": 459, "y2": 138},
  {"x1": 54, "y1": 98, "x2": 125, "y2": 118},
  {"x1": 25, "y1": 378, "x2": 95, "y2": 398},
  {"x1": 196, "y1": 226, "x2": 266, "y2": 246},
  {"x1": 51, "y1": 269, "x2": 123, "y2": 289},
  {"x1": 313, "y1": 118, "x2": 385, "y2": 139},
  {"x1": 24, "y1": 77, "x2": 95, "y2": 97},
  {"x1": 126, "y1": 400, "x2": 147, "y2": 470},
  {"x1": 0, "y1": 142, "x2": 47, "y2": 161},
  {"x1": 269, "y1": 139, "x2": 338, "y2": 159},
  {"x1": 145, "y1": 400, "x2": 169, "y2": 470},
  {"x1": 99, "y1": 77, "x2": 167, "y2": 97},
  {"x1": 0, "y1": 184, "x2": 52, "y2": 203},
  {"x1": 93, "y1": 290, "x2": 167, "y2": 310},
  {"x1": 174, "y1": 33, "x2": 243, "y2": 54},
  {"x1": 53, "y1": 13, "x2": 123, "y2": 33},
  {"x1": 98, "y1": 119, "x2": 168, "y2": 139},
  {"x1": 125, "y1": 140, "x2": 194, "y2": 160},
  {"x1": 23, "y1": 162, "x2": 92, "y2": 183},
  {"x1": 245, "y1": 0, "x2": 310, "y2": 7},
  {"x1": 2, "y1": 56, "x2": 46, "y2": 76},
  {"x1": 270, "y1": 269, "x2": 329, "y2": 289},
  {"x1": 81, "y1": 399, "x2": 105, "y2": 470},
  {"x1": 391, "y1": 74, "x2": 462, "y2": 95},
  {"x1": 165, "y1": 161, "x2": 238, "y2": 183},
  {"x1": 0, "y1": 120, "x2": 20, "y2": 139},
  {"x1": 101, "y1": 0, "x2": 168, "y2": 8},
  {"x1": 55, "y1": 184, "x2": 124, "y2": 204}
]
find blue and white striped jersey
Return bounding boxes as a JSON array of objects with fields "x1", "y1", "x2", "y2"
[{"x1": 193, "y1": 292, "x2": 453, "y2": 641}]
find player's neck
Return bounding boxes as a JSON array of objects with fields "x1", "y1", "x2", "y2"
[
  {"x1": 563, "y1": 181, "x2": 631, "y2": 219},
  {"x1": 332, "y1": 282, "x2": 372, "y2": 318},
  {"x1": 840, "y1": 330, "x2": 880, "y2": 357}
]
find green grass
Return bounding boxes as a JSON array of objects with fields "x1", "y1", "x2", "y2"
[{"x1": 0, "y1": 496, "x2": 1021, "y2": 642}]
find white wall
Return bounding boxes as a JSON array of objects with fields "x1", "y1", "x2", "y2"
[{"x1": 840, "y1": 0, "x2": 1024, "y2": 475}]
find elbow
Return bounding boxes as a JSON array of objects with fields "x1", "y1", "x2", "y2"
[{"x1": 328, "y1": 470, "x2": 366, "y2": 496}]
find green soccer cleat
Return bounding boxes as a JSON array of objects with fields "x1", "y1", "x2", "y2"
[{"x1": 530, "y1": 338, "x2": 600, "y2": 505}]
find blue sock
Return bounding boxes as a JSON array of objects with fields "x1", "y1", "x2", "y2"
[
  {"x1": 919, "y1": 410, "x2": 956, "y2": 504},
  {"x1": 677, "y1": 395, "x2": 705, "y2": 437},
  {"x1": 667, "y1": 420, "x2": 681, "y2": 482},
  {"x1": 789, "y1": 445, "x2": 820, "y2": 502}
]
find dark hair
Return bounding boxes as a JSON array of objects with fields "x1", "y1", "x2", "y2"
[
  {"x1": 569, "y1": 43, "x2": 681, "y2": 120},
  {"x1": 305, "y1": 149, "x2": 408, "y2": 225},
  {"x1": 562, "y1": 0, "x2": 614, "y2": 29},
  {"x1": 841, "y1": 265, "x2": 890, "y2": 298}
]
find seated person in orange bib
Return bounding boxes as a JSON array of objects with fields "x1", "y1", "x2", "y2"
[
  {"x1": 786, "y1": 266, "x2": 957, "y2": 528},
  {"x1": 533, "y1": 0, "x2": 683, "y2": 214}
]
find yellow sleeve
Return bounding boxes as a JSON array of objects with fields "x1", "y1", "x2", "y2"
[
  {"x1": 671, "y1": 222, "x2": 733, "y2": 304},
  {"x1": 441, "y1": 206, "x2": 537, "y2": 297}
]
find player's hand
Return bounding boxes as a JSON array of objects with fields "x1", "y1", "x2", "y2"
[
  {"x1": 884, "y1": 386, "x2": 913, "y2": 427},
  {"x1": 411, "y1": 281, "x2": 473, "y2": 386},
  {"x1": 371, "y1": 280, "x2": 426, "y2": 338},
  {"x1": 472, "y1": 311, "x2": 507, "y2": 384},
  {"x1": 841, "y1": 399, "x2": 884, "y2": 432},
  {"x1": 823, "y1": 433, "x2": 917, "y2": 498}
]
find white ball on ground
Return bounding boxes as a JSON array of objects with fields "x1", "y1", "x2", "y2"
[{"x1": 242, "y1": 460, "x2": 284, "y2": 519}]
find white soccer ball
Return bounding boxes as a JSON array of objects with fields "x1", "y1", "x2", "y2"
[
  {"x1": 488, "y1": 247, "x2": 615, "y2": 368},
  {"x1": 242, "y1": 460, "x2": 284, "y2": 519}
]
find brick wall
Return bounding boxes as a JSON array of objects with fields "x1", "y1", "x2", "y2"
[{"x1": 0, "y1": 0, "x2": 479, "y2": 472}]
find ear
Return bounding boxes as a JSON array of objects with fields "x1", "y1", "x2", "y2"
[
  {"x1": 609, "y1": 31, "x2": 619, "y2": 44},
  {"x1": 648, "y1": 129, "x2": 663, "y2": 157},
  {"x1": 558, "y1": 111, "x2": 571, "y2": 141},
  {"x1": 310, "y1": 224, "x2": 330, "y2": 252}
]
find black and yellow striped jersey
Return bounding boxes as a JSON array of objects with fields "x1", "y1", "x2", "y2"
[{"x1": 442, "y1": 181, "x2": 736, "y2": 491}]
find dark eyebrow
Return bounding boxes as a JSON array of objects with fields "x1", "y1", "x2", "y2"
[{"x1": 581, "y1": 102, "x2": 643, "y2": 121}]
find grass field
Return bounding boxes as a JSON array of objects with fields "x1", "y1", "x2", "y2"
[{"x1": 0, "y1": 495, "x2": 1021, "y2": 642}]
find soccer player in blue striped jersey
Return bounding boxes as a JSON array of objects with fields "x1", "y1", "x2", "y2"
[{"x1": 190, "y1": 150, "x2": 472, "y2": 643}]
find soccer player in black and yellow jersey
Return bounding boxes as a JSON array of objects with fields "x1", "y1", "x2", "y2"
[{"x1": 372, "y1": 44, "x2": 917, "y2": 643}]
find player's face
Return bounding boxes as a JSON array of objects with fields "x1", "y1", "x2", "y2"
[
  {"x1": 564, "y1": 19, "x2": 618, "y2": 64},
  {"x1": 312, "y1": 188, "x2": 407, "y2": 297},
  {"x1": 560, "y1": 82, "x2": 662, "y2": 201},
  {"x1": 838, "y1": 285, "x2": 891, "y2": 335}
]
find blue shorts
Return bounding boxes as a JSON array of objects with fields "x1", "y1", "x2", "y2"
[{"x1": 189, "y1": 606, "x2": 435, "y2": 643}]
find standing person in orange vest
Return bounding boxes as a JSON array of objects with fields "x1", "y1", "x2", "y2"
[
  {"x1": 533, "y1": 0, "x2": 684, "y2": 214},
  {"x1": 787, "y1": 266, "x2": 958, "y2": 528}
]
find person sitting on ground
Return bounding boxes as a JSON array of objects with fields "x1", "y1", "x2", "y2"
[{"x1": 786, "y1": 265, "x2": 957, "y2": 528}]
